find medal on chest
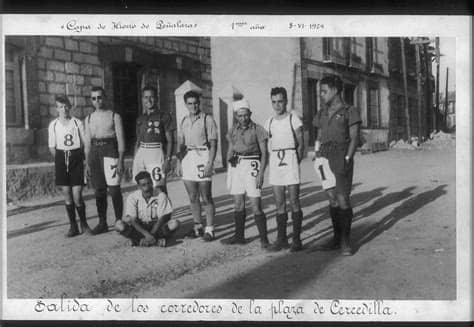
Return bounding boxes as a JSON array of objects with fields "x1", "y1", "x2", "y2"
[{"x1": 146, "y1": 120, "x2": 161, "y2": 135}]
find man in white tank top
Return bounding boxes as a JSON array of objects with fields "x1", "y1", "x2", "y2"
[
  {"x1": 84, "y1": 86, "x2": 126, "y2": 235},
  {"x1": 264, "y1": 87, "x2": 305, "y2": 252}
]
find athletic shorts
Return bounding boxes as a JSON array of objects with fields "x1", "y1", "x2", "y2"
[
  {"x1": 269, "y1": 148, "x2": 300, "y2": 186},
  {"x1": 181, "y1": 147, "x2": 212, "y2": 182},
  {"x1": 227, "y1": 155, "x2": 261, "y2": 197},
  {"x1": 55, "y1": 148, "x2": 84, "y2": 186},
  {"x1": 133, "y1": 143, "x2": 165, "y2": 187},
  {"x1": 334, "y1": 159, "x2": 354, "y2": 196},
  {"x1": 313, "y1": 156, "x2": 337, "y2": 190},
  {"x1": 88, "y1": 139, "x2": 121, "y2": 189}
]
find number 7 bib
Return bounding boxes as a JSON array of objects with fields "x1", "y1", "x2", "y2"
[
  {"x1": 314, "y1": 157, "x2": 336, "y2": 190},
  {"x1": 104, "y1": 157, "x2": 121, "y2": 186}
]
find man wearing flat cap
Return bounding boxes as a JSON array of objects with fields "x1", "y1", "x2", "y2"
[{"x1": 222, "y1": 99, "x2": 270, "y2": 248}]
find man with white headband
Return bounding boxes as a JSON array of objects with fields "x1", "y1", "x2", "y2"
[{"x1": 222, "y1": 99, "x2": 270, "y2": 248}]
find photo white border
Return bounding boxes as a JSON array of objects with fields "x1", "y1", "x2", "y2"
[{"x1": 0, "y1": 14, "x2": 472, "y2": 322}]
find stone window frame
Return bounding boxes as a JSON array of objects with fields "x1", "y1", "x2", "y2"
[{"x1": 5, "y1": 42, "x2": 27, "y2": 128}]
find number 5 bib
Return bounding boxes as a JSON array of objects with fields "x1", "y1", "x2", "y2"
[
  {"x1": 182, "y1": 147, "x2": 211, "y2": 182},
  {"x1": 313, "y1": 157, "x2": 336, "y2": 190}
]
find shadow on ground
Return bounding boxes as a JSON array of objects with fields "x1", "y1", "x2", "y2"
[{"x1": 186, "y1": 185, "x2": 448, "y2": 299}]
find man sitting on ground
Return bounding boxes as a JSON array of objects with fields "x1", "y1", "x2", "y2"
[{"x1": 115, "y1": 171, "x2": 179, "y2": 247}]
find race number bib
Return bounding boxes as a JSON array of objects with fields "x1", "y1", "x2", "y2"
[
  {"x1": 314, "y1": 157, "x2": 336, "y2": 190},
  {"x1": 145, "y1": 163, "x2": 165, "y2": 187},
  {"x1": 104, "y1": 157, "x2": 121, "y2": 186}
]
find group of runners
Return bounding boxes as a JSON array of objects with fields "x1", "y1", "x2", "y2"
[{"x1": 48, "y1": 74, "x2": 361, "y2": 255}]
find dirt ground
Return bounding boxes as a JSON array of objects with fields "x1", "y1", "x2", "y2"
[{"x1": 7, "y1": 142, "x2": 456, "y2": 300}]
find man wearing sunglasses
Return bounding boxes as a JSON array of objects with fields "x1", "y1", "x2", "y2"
[{"x1": 84, "y1": 86, "x2": 126, "y2": 235}]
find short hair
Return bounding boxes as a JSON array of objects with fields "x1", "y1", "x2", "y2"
[
  {"x1": 134, "y1": 171, "x2": 152, "y2": 184},
  {"x1": 55, "y1": 95, "x2": 72, "y2": 108},
  {"x1": 270, "y1": 87, "x2": 288, "y2": 101},
  {"x1": 91, "y1": 86, "x2": 106, "y2": 97},
  {"x1": 320, "y1": 75, "x2": 343, "y2": 94},
  {"x1": 142, "y1": 86, "x2": 158, "y2": 97},
  {"x1": 183, "y1": 90, "x2": 201, "y2": 103}
]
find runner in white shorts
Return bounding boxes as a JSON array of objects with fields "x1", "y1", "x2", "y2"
[
  {"x1": 133, "y1": 86, "x2": 174, "y2": 194},
  {"x1": 176, "y1": 90, "x2": 218, "y2": 241},
  {"x1": 221, "y1": 99, "x2": 270, "y2": 248},
  {"x1": 264, "y1": 87, "x2": 305, "y2": 252}
]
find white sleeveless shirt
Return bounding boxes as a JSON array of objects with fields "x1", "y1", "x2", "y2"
[{"x1": 48, "y1": 117, "x2": 84, "y2": 151}]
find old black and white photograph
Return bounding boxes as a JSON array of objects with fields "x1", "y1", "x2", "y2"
[{"x1": 1, "y1": 14, "x2": 471, "y2": 322}]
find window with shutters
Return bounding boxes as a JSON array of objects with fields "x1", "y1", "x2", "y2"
[{"x1": 367, "y1": 87, "x2": 380, "y2": 128}]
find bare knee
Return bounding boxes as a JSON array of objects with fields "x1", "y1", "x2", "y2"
[
  {"x1": 336, "y1": 193, "x2": 351, "y2": 209},
  {"x1": 289, "y1": 199, "x2": 300, "y2": 212}
]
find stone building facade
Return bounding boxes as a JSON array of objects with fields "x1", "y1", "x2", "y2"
[
  {"x1": 211, "y1": 37, "x2": 434, "y2": 163},
  {"x1": 5, "y1": 36, "x2": 212, "y2": 164}
]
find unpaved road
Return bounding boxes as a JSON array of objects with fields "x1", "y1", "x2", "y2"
[{"x1": 7, "y1": 143, "x2": 456, "y2": 299}]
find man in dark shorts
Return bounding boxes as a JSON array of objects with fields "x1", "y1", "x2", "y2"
[
  {"x1": 84, "y1": 86, "x2": 126, "y2": 235},
  {"x1": 312, "y1": 74, "x2": 362, "y2": 256},
  {"x1": 115, "y1": 171, "x2": 180, "y2": 247},
  {"x1": 48, "y1": 95, "x2": 92, "y2": 237},
  {"x1": 133, "y1": 86, "x2": 174, "y2": 194}
]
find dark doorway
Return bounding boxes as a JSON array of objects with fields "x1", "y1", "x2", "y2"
[
  {"x1": 343, "y1": 83, "x2": 355, "y2": 106},
  {"x1": 307, "y1": 78, "x2": 319, "y2": 145},
  {"x1": 112, "y1": 63, "x2": 142, "y2": 155}
]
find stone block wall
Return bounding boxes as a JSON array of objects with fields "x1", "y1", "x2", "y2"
[{"x1": 6, "y1": 36, "x2": 212, "y2": 164}]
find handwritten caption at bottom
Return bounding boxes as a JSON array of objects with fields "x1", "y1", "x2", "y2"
[{"x1": 33, "y1": 296, "x2": 396, "y2": 319}]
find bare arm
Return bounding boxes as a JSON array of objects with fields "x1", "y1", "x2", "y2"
[
  {"x1": 129, "y1": 217, "x2": 155, "y2": 241},
  {"x1": 314, "y1": 128, "x2": 321, "y2": 158},
  {"x1": 114, "y1": 113, "x2": 125, "y2": 163},
  {"x1": 150, "y1": 213, "x2": 172, "y2": 236},
  {"x1": 49, "y1": 147, "x2": 56, "y2": 158},
  {"x1": 208, "y1": 139, "x2": 217, "y2": 165},
  {"x1": 295, "y1": 126, "x2": 304, "y2": 163},
  {"x1": 259, "y1": 139, "x2": 268, "y2": 172},
  {"x1": 165, "y1": 129, "x2": 174, "y2": 159},
  {"x1": 83, "y1": 116, "x2": 91, "y2": 175},
  {"x1": 346, "y1": 123, "x2": 360, "y2": 159},
  {"x1": 226, "y1": 133, "x2": 234, "y2": 162}
]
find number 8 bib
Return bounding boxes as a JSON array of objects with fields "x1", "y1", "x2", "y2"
[{"x1": 313, "y1": 157, "x2": 336, "y2": 190}]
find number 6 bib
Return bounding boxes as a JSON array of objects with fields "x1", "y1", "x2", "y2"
[{"x1": 313, "y1": 157, "x2": 336, "y2": 190}]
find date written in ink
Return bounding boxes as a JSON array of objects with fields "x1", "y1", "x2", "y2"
[
  {"x1": 288, "y1": 23, "x2": 324, "y2": 30},
  {"x1": 231, "y1": 21, "x2": 266, "y2": 31}
]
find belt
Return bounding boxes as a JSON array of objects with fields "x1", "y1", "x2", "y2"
[
  {"x1": 271, "y1": 147, "x2": 296, "y2": 152},
  {"x1": 140, "y1": 142, "x2": 162, "y2": 148},
  {"x1": 238, "y1": 155, "x2": 260, "y2": 160},
  {"x1": 92, "y1": 138, "x2": 116, "y2": 146},
  {"x1": 187, "y1": 145, "x2": 208, "y2": 151}
]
